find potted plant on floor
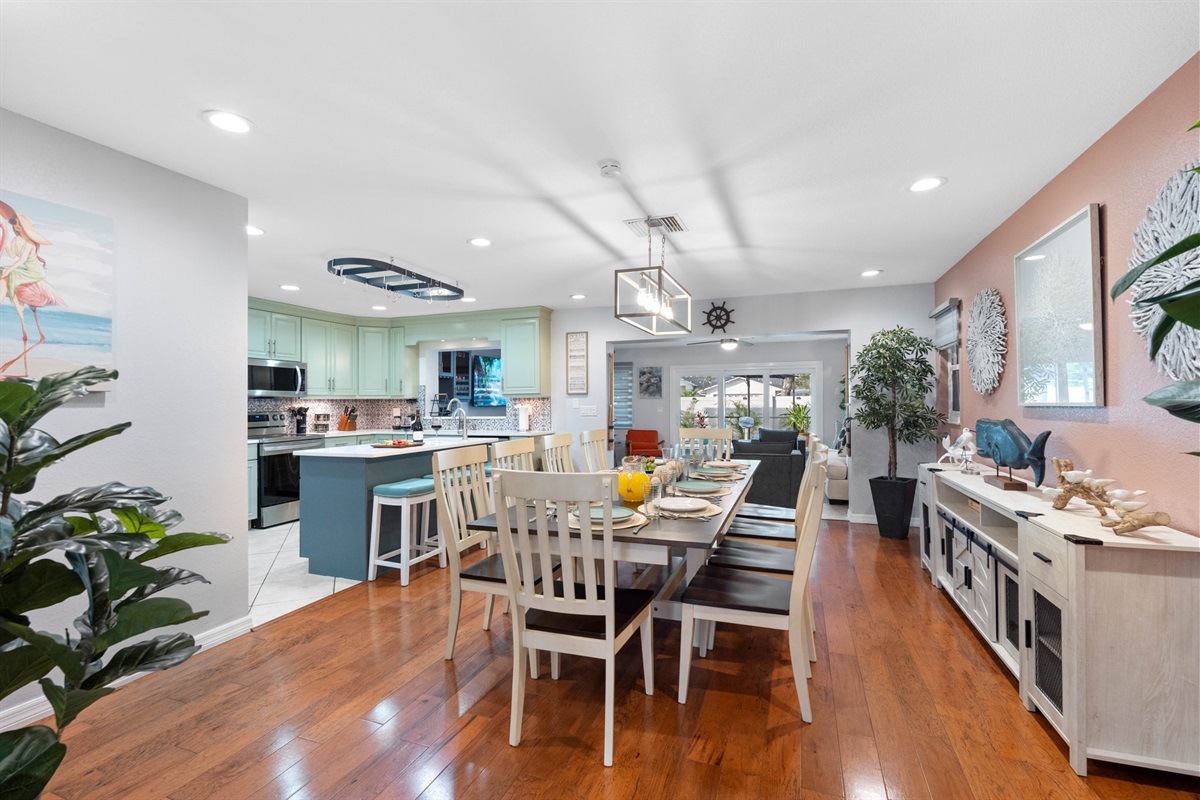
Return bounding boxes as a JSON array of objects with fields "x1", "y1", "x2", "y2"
[
  {"x1": 849, "y1": 326, "x2": 944, "y2": 538},
  {"x1": 0, "y1": 367, "x2": 229, "y2": 799}
]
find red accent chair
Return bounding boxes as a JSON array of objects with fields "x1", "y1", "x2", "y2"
[{"x1": 626, "y1": 429, "x2": 664, "y2": 458}]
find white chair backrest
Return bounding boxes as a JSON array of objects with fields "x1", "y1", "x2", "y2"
[
  {"x1": 541, "y1": 433, "x2": 576, "y2": 473},
  {"x1": 789, "y1": 461, "x2": 828, "y2": 616},
  {"x1": 432, "y1": 444, "x2": 495, "y2": 570},
  {"x1": 579, "y1": 428, "x2": 609, "y2": 472},
  {"x1": 493, "y1": 438, "x2": 536, "y2": 471},
  {"x1": 494, "y1": 470, "x2": 619, "y2": 625},
  {"x1": 678, "y1": 427, "x2": 734, "y2": 460}
]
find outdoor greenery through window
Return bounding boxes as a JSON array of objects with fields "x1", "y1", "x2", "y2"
[
  {"x1": 612, "y1": 361, "x2": 634, "y2": 429},
  {"x1": 675, "y1": 364, "x2": 819, "y2": 439}
]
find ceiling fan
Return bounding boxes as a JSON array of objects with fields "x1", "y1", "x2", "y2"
[{"x1": 685, "y1": 337, "x2": 754, "y2": 350}]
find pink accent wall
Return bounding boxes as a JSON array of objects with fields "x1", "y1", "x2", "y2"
[{"x1": 935, "y1": 53, "x2": 1200, "y2": 535}]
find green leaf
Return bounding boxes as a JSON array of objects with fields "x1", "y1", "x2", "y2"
[
  {"x1": 2, "y1": 423, "x2": 131, "y2": 492},
  {"x1": 0, "y1": 648, "x2": 54, "y2": 705},
  {"x1": 0, "y1": 560, "x2": 84, "y2": 615},
  {"x1": 1143, "y1": 380, "x2": 1200, "y2": 423},
  {"x1": 1111, "y1": 233, "x2": 1200, "y2": 299},
  {"x1": 92, "y1": 597, "x2": 207, "y2": 652},
  {"x1": 15, "y1": 483, "x2": 166, "y2": 535},
  {"x1": 1162, "y1": 294, "x2": 1200, "y2": 330},
  {"x1": 0, "y1": 383, "x2": 36, "y2": 428},
  {"x1": 13, "y1": 367, "x2": 118, "y2": 434},
  {"x1": 39, "y1": 678, "x2": 114, "y2": 729},
  {"x1": 120, "y1": 567, "x2": 209, "y2": 606},
  {"x1": 0, "y1": 621, "x2": 83, "y2": 684},
  {"x1": 64, "y1": 515, "x2": 99, "y2": 536},
  {"x1": 0, "y1": 725, "x2": 66, "y2": 800},
  {"x1": 112, "y1": 506, "x2": 167, "y2": 539},
  {"x1": 101, "y1": 550, "x2": 160, "y2": 596},
  {"x1": 82, "y1": 633, "x2": 200, "y2": 689},
  {"x1": 1148, "y1": 313, "x2": 1177, "y2": 359},
  {"x1": 134, "y1": 532, "x2": 229, "y2": 563}
]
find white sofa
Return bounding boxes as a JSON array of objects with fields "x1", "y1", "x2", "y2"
[{"x1": 825, "y1": 451, "x2": 849, "y2": 503}]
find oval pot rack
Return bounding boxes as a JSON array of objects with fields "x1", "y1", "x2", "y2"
[{"x1": 327, "y1": 257, "x2": 464, "y2": 301}]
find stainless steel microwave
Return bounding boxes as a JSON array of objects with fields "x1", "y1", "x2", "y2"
[{"x1": 248, "y1": 358, "x2": 307, "y2": 398}]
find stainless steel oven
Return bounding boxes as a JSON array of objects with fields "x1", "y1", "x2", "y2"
[
  {"x1": 254, "y1": 436, "x2": 324, "y2": 528},
  {"x1": 248, "y1": 358, "x2": 307, "y2": 398}
]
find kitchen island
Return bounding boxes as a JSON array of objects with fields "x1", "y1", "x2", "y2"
[{"x1": 297, "y1": 438, "x2": 497, "y2": 580}]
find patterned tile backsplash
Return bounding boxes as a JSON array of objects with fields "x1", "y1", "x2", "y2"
[{"x1": 247, "y1": 395, "x2": 551, "y2": 434}]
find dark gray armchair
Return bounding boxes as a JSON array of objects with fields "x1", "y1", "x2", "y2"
[{"x1": 732, "y1": 430, "x2": 807, "y2": 508}]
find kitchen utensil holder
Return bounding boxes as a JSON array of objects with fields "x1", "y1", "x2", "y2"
[{"x1": 338, "y1": 415, "x2": 357, "y2": 432}]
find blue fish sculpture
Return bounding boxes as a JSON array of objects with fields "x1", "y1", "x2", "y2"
[{"x1": 974, "y1": 418, "x2": 1051, "y2": 487}]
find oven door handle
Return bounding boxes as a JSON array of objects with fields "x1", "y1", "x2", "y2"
[{"x1": 260, "y1": 441, "x2": 323, "y2": 456}]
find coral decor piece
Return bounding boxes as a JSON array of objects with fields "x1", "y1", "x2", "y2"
[
  {"x1": 966, "y1": 288, "x2": 1007, "y2": 394},
  {"x1": 1127, "y1": 159, "x2": 1200, "y2": 381},
  {"x1": 1043, "y1": 457, "x2": 1171, "y2": 535}
]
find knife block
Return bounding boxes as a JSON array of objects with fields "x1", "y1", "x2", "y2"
[{"x1": 337, "y1": 415, "x2": 356, "y2": 432}]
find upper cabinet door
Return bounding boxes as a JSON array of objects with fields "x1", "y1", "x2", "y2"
[
  {"x1": 271, "y1": 314, "x2": 303, "y2": 361},
  {"x1": 500, "y1": 317, "x2": 548, "y2": 396},
  {"x1": 302, "y1": 318, "x2": 331, "y2": 396},
  {"x1": 357, "y1": 326, "x2": 390, "y2": 397},
  {"x1": 388, "y1": 327, "x2": 416, "y2": 398},
  {"x1": 248, "y1": 309, "x2": 271, "y2": 358},
  {"x1": 329, "y1": 323, "x2": 357, "y2": 396}
]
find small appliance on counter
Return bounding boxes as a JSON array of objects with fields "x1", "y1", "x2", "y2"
[
  {"x1": 312, "y1": 413, "x2": 330, "y2": 433},
  {"x1": 290, "y1": 406, "x2": 309, "y2": 435}
]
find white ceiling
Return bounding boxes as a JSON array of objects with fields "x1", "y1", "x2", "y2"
[{"x1": 1, "y1": 2, "x2": 1196, "y2": 319}]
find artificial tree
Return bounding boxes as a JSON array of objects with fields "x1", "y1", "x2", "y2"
[
  {"x1": 849, "y1": 326, "x2": 943, "y2": 537},
  {"x1": 0, "y1": 367, "x2": 228, "y2": 799}
]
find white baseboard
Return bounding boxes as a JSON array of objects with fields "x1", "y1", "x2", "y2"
[
  {"x1": 0, "y1": 614, "x2": 253, "y2": 732},
  {"x1": 848, "y1": 512, "x2": 922, "y2": 528}
]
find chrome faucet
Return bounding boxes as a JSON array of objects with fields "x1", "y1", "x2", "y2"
[{"x1": 446, "y1": 398, "x2": 468, "y2": 440}]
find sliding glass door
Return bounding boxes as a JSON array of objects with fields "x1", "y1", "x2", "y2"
[{"x1": 672, "y1": 363, "x2": 819, "y2": 442}]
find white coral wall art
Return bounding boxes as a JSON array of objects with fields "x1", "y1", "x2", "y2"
[
  {"x1": 967, "y1": 288, "x2": 1007, "y2": 394},
  {"x1": 1127, "y1": 159, "x2": 1200, "y2": 381}
]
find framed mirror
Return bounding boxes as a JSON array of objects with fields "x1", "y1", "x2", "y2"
[{"x1": 1013, "y1": 204, "x2": 1104, "y2": 406}]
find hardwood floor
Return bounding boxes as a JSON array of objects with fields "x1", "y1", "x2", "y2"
[{"x1": 44, "y1": 520, "x2": 1200, "y2": 799}]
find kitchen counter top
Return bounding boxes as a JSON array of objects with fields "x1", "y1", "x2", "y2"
[
  {"x1": 248, "y1": 429, "x2": 552, "y2": 445},
  {"x1": 297, "y1": 438, "x2": 498, "y2": 459}
]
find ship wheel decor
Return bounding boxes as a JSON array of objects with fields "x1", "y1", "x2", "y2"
[
  {"x1": 1127, "y1": 158, "x2": 1200, "y2": 381},
  {"x1": 704, "y1": 301, "x2": 734, "y2": 333},
  {"x1": 966, "y1": 288, "x2": 1007, "y2": 395}
]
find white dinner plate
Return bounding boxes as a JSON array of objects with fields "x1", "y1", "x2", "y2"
[{"x1": 658, "y1": 496, "x2": 710, "y2": 513}]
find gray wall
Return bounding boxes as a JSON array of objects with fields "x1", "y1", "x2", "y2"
[
  {"x1": 550, "y1": 283, "x2": 936, "y2": 520},
  {"x1": 1, "y1": 109, "x2": 249, "y2": 715}
]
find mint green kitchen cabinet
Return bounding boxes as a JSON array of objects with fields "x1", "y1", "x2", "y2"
[
  {"x1": 248, "y1": 309, "x2": 302, "y2": 361},
  {"x1": 388, "y1": 327, "x2": 417, "y2": 398},
  {"x1": 500, "y1": 315, "x2": 550, "y2": 396},
  {"x1": 357, "y1": 326, "x2": 390, "y2": 396},
  {"x1": 303, "y1": 319, "x2": 357, "y2": 397}
]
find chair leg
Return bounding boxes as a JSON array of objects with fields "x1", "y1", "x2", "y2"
[
  {"x1": 367, "y1": 497, "x2": 384, "y2": 581},
  {"x1": 698, "y1": 620, "x2": 709, "y2": 658},
  {"x1": 445, "y1": 584, "x2": 462, "y2": 660},
  {"x1": 678, "y1": 604, "x2": 694, "y2": 704},
  {"x1": 482, "y1": 593, "x2": 495, "y2": 631},
  {"x1": 399, "y1": 501, "x2": 412, "y2": 586},
  {"x1": 640, "y1": 615, "x2": 654, "y2": 696},
  {"x1": 550, "y1": 651, "x2": 561, "y2": 680},
  {"x1": 707, "y1": 620, "x2": 716, "y2": 651},
  {"x1": 604, "y1": 656, "x2": 615, "y2": 766},
  {"x1": 510, "y1": 635, "x2": 526, "y2": 747},
  {"x1": 788, "y1": 618, "x2": 813, "y2": 723},
  {"x1": 432, "y1": 502, "x2": 447, "y2": 569},
  {"x1": 528, "y1": 648, "x2": 539, "y2": 680}
]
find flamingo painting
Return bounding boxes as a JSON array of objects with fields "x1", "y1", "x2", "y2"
[{"x1": 0, "y1": 190, "x2": 114, "y2": 383}]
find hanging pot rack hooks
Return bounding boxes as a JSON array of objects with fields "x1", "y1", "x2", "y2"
[{"x1": 326, "y1": 256, "x2": 466, "y2": 302}]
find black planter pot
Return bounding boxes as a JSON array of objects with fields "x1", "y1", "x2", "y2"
[{"x1": 869, "y1": 477, "x2": 918, "y2": 539}]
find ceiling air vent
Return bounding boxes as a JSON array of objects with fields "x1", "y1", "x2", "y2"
[{"x1": 623, "y1": 215, "x2": 688, "y2": 237}]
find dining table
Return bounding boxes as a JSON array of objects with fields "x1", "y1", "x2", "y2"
[{"x1": 466, "y1": 460, "x2": 760, "y2": 620}]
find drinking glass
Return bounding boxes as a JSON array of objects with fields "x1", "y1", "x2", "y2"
[{"x1": 642, "y1": 481, "x2": 661, "y2": 519}]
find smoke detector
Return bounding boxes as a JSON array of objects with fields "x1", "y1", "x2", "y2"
[{"x1": 598, "y1": 158, "x2": 622, "y2": 179}]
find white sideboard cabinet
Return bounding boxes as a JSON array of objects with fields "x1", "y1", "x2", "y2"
[{"x1": 921, "y1": 465, "x2": 1199, "y2": 777}]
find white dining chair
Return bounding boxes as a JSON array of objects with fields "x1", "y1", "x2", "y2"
[
  {"x1": 492, "y1": 437, "x2": 536, "y2": 471},
  {"x1": 678, "y1": 427, "x2": 734, "y2": 460},
  {"x1": 579, "y1": 428, "x2": 610, "y2": 472},
  {"x1": 540, "y1": 432, "x2": 576, "y2": 473},
  {"x1": 494, "y1": 469, "x2": 655, "y2": 767}
]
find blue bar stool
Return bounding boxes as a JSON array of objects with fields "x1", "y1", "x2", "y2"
[{"x1": 368, "y1": 477, "x2": 445, "y2": 584}]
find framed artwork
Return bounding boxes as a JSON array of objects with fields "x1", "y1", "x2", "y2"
[
  {"x1": 0, "y1": 190, "x2": 115, "y2": 385},
  {"x1": 566, "y1": 331, "x2": 588, "y2": 395},
  {"x1": 1014, "y1": 204, "x2": 1104, "y2": 407},
  {"x1": 638, "y1": 366, "x2": 663, "y2": 398}
]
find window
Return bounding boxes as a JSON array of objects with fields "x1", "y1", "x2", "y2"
[
  {"x1": 671, "y1": 363, "x2": 820, "y2": 442},
  {"x1": 612, "y1": 361, "x2": 634, "y2": 429},
  {"x1": 930, "y1": 298, "x2": 961, "y2": 424}
]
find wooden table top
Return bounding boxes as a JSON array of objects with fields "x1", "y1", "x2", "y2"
[{"x1": 468, "y1": 461, "x2": 758, "y2": 551}]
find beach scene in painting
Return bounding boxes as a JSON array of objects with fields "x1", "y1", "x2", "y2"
[{"x1": 0, "y1": 190, "x2": 114, "y2": 383}]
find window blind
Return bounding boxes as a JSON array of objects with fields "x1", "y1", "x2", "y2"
[
  {"x1": 930, "y1": 298, "x2": 961, "y2": 349},
  {"x1": 612, "y1": 362, "x2": 634, "y2": 429}
]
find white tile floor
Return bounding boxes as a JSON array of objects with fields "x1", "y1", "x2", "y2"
[{"x1": 248, "y1": 522, "x2": 360, "y2": 628}]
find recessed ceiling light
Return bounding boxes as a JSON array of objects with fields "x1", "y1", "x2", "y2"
[
  {"x1": 1078, "y1": 322, "x2": 1094, "y2": 331},
  {"x1": 201, "y1": 109, "x2": 254, "y2": 134},
  {"x1": 280, "y1": 284, "x2": 300, "y2": 291},
  {"x1": 245, "y1": 225, "x2": 264, "y2": 236},
  {"x1": 720, "y1": 339, "x2": 739, "y2": 351},
  {"x1": 861, "y1": 269, "x2": 883, "y2": 277},
  {"x1": 908, "y1": 176, "x2": 946, "y2": 192},
  {"x1": 467, "y1": 238, "x2": 492, "y2": 247},
  {"x1": 1023, "y1": 254, "x2": 1046, "y2": 261},
  {"x1": 461, "y1": 297, "x2": 477, "y2": 303},
  {"x1": 371, "y1": 305, "x2": 387, "y2": 311},
  {"x1": 570, "y1": 293, "x2": 586, "y2": 300}
]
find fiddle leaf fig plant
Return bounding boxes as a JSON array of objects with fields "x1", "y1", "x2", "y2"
[
  {"x1": 0, "y1": 367, "x2": 229, "y2": 800},
  {"x1": 849, "y1": 326, "x2": 944, "y2": 480}
]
